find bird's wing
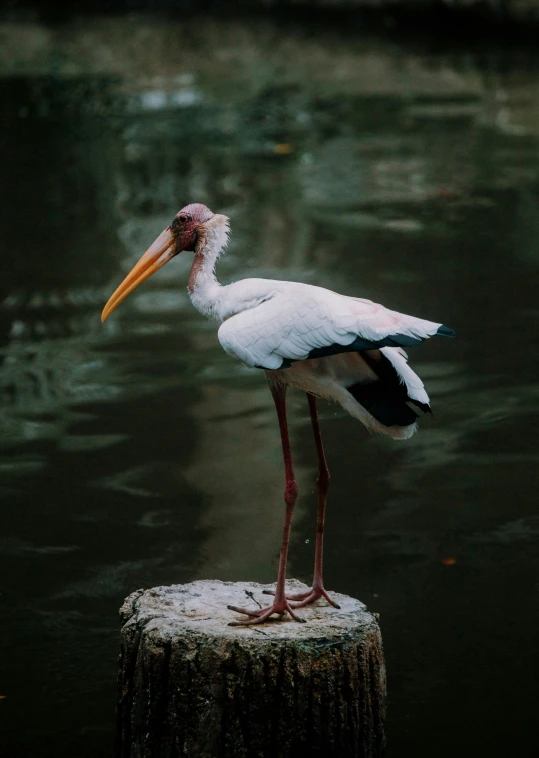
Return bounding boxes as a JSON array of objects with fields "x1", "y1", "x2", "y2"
[{"x1": 217, "y1": 283, "x2": 455, "y2": 370}]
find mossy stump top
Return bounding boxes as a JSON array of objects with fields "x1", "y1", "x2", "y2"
[{"x1": 116, "y1": 579, "x2": 386, "y2": 758}]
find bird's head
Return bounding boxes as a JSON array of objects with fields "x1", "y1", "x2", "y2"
[{"x1": 101, "y1": 203, "x2": 227, "y2": 322}]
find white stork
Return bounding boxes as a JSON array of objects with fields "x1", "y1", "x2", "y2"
[{"x1": 102, "y1": 203, "x2": 455, "y2": 626}]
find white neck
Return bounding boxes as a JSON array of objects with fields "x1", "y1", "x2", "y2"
[{"x1": 188, "y1": 214, "x2": 229, "y2": 319}]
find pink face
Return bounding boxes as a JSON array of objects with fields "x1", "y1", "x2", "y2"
[
  {"x1": 102, "y1": 202, "x2": 215, "y2": 322},
  {"x1": 169, "y1": 203, "x2": 215, "y2": 253}
]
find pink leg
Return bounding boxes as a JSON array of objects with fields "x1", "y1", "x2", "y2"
[
  {"x1": 228, "y1": 381, "x2": 305, "y2": 626},
  {"x1": 277, "y1": 393, "x2": 340, "y2": 609}
]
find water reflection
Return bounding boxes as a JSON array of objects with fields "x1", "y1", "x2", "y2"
[{"x1": 1, "y1": 13, "x2": 539, "y2": 758}]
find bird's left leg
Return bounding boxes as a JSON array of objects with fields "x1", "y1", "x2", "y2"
[
  {"x1": 283, "y1": 393, "x2": 340, "y2": 609},
  {"x1": 228, "y1": 381, "x2": 305, "y2": 626}
]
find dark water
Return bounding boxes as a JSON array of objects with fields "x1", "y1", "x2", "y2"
[{"x1": 1, "y1": 13, "x2": 539, "y2": 758}]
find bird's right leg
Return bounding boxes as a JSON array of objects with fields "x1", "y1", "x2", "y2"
[
  {"x1": 280, "y1": 392, "x2": 340, "y2": 609},
  {"x1": 228, "y1": 381, "x2": 305, "y2": 626}
]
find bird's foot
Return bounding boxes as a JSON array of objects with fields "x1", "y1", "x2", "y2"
[
  {"x1": 263, "y1": 584, "x2": 340, "y2": 609},
  {"x1": 227, "y1": 598, "x2": 306, "y2": 626}
]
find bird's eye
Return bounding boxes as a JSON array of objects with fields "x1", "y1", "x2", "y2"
[{"x1": 179, "y1": 214, "x2": 188, "y2": 223}]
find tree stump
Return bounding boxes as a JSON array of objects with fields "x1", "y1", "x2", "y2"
[{"x1": 116, "y1": 579, "x2": 386, "y2": 758}]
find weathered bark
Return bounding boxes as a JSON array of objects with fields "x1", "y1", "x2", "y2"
[{"x1": 116, "y1": 580, "x2": 386, "y2": 758}]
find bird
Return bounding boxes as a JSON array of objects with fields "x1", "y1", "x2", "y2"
[{"x1": 102, "y1": 202, "x2": 455, "y2": 626}]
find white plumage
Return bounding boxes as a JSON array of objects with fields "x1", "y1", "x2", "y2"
[
  {"x1": 101, "y1": 203, "x2": 456, "y2": 625},
  {"x1": 185, "y1": 214, "x2": 453, "y2": 441},
  {"x1": 217, "y1": 280, "x2": 442, "y2": 370}
]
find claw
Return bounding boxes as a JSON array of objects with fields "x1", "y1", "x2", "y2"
[
  {"x1": 262, "y1": 586, "x2": 339, "y2": 609},
  {"x1": 290, "y1": 587, "x2": 340, "y2": 610},
  {"x1": 227, "y1": 604, "x2": 264, "y2": 618},
  {"x1": 228, "y1": 607, "x2": 276, "y2": 626},
  {"x1": 227, "y1": 599, "x2": 306, "y2": 626}
]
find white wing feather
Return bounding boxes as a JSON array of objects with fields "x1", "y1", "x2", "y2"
[
  {"x1": 218, "y1": 281, "x2": 442, "y2": 372},
  {"x1": 380, "y1": 346, "x2": 430, "y2": 406}
]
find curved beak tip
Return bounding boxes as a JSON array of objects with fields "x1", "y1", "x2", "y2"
[{"x1": 100, "y1": 227, "x2": 175, "y2": 323}]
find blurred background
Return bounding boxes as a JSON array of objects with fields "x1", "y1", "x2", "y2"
[{"x1": 1, "y1": 1, "x2": 539, "y2": 757}]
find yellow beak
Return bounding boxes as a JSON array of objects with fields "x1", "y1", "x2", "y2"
[{"x1": 101, "y1": 227, "x2": 176, "y2": 322}]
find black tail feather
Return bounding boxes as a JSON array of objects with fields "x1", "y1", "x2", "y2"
[
  {"x1": 437, "y1": 325, "x2": 456, "y2": 338},
  {"x1": 347, "y1": 350, "x2": 430, "y2": 428},
  {"x1": 409, "y1": 398, "x2": 432, "y2": 414},
  {"x1": 348, "y1": 381, "x2": 419, "y2": 427}
]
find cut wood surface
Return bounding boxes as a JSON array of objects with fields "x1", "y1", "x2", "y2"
[{"x1": 117, "y1": 579, "x2": 386, "y2": 758}]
